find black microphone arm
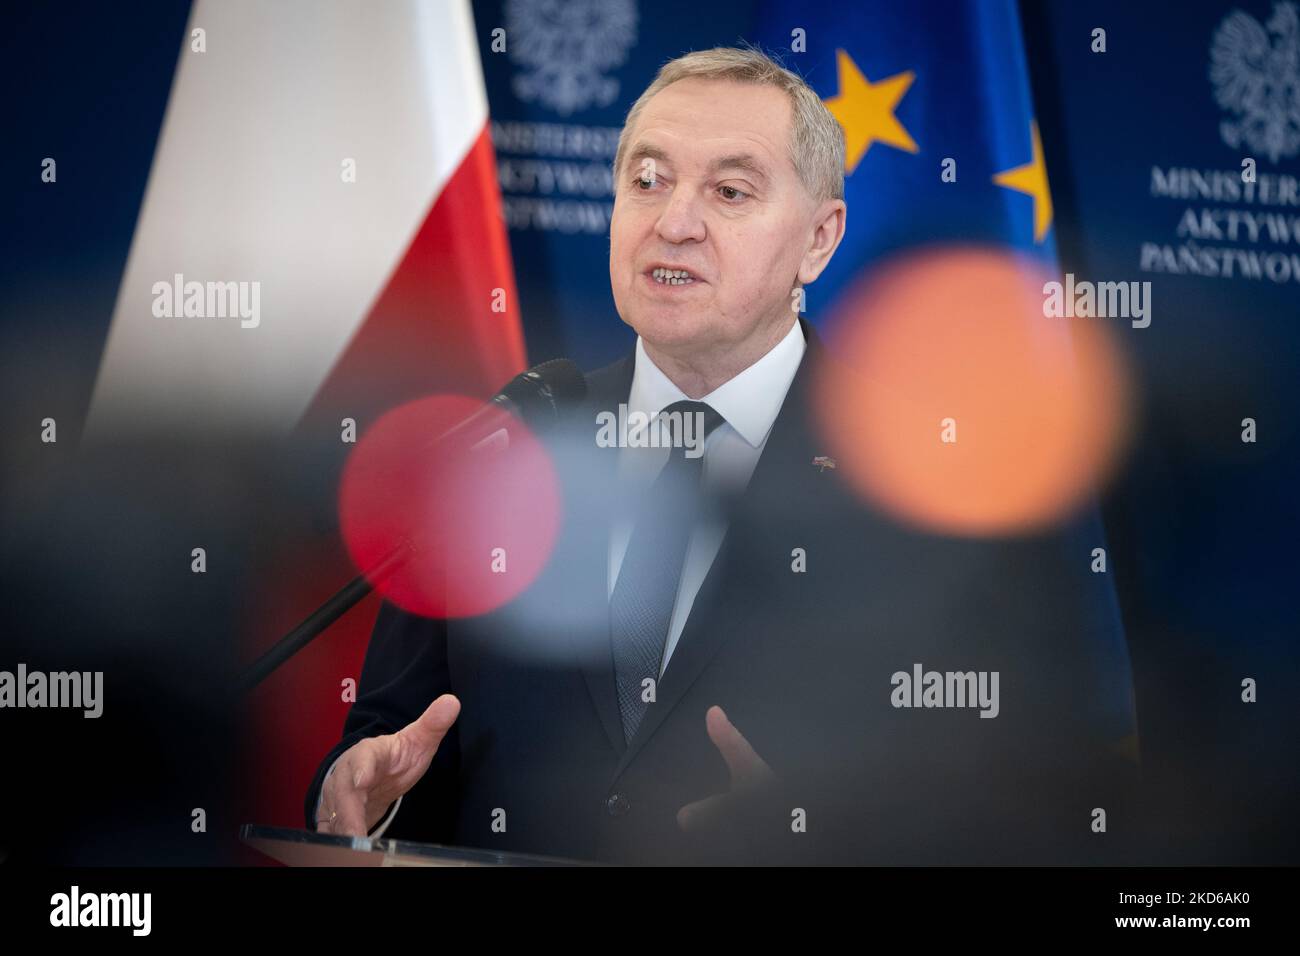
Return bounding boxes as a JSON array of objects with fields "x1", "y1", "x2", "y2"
[{"x1": 237, "y1": 359, "x2": 587, "y2": 694}]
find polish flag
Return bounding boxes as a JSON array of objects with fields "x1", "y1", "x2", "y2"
[
  {"x1": 86, "y1": 0, "x2": 525, "y2": 438},
  {"x1": 81, "y1": 0, "x2": 527, "y2": 842}
]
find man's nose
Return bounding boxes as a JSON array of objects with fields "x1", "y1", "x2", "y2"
[{"x1": 655, "y1": 186, "x2": 707, "y2": 244}]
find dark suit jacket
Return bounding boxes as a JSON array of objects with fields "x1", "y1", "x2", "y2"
[{"x1": 305, "y1": 318, "x2": 1136, "y2": 865}]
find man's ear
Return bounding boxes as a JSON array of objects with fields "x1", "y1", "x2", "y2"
[{"x1": 797, "y1": 199, "x2": 847, "y2": 285}]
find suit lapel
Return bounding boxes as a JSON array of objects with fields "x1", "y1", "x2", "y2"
[{"x1": 608, "y1": 319, "x2": 829, "y2": 784}]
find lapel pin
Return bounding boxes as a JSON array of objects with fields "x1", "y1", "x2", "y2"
[{"x1": 812, "y1": 455, "x2": 837, "y2": 472}]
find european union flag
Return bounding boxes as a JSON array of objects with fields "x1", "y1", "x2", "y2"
[
  {"x1": 756, "y1": 0, "x2": 1138, "y2": 752},
  {"x1": 757, "y1": 0, "x2": 1058, "y2": 310}
]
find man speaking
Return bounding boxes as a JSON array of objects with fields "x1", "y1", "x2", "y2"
[{"x1": 306, "y1": 47, "x2": 1132, "y2": 865}]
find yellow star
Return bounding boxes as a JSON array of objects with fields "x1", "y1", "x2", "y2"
[
  {"x1": 823, "y1": 49, "x2": 918, "y2": 174},
  {"x1": 993, "y1": 121, "x2": 1054, "y2": 243}
]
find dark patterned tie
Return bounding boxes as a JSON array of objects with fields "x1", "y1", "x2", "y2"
[{"x1": 610, "y1": 400, "x2": 725, "y2": 745}]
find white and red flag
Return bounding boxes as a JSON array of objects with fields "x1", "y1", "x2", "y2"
[
  {"x1": 86, "y1": 0, "x2": 524, "y2": 438},
  {"x1": 83, "y1": 0, "x2": 527, "y2": 835}
]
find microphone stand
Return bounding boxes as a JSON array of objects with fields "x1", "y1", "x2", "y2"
[
  {"x1": 236, "y1": 408, "x2": 512, "y2": 695},
  {"x1": 236, "y1": 538, "x2": 415, "y2": 694}
]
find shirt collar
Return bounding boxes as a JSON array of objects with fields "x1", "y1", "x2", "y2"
[{"x1": 628, "y1": 319, "x2": 807, "y2": 448}]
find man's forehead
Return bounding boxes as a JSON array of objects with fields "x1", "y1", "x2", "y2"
[{"x1": 626, "y1": 79, "x2": 792, "y2": 176}]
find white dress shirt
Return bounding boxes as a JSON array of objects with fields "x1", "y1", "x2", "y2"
[
  {"x1": 317, "y1": 319, "x2": 807, "y2": 834},
  {"x1": 609, "y1": 318, "x2": 806, "y2": 676}
]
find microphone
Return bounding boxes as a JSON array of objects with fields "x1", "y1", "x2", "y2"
[
  {"x1": 238, "y1": 358, "x2": 587, "y2": 694},
  {"x1": 438, "y1": 358, "x2": 587, "y2": 451}
]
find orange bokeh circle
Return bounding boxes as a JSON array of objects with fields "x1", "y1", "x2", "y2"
[{"x1": 812, "y1": 248, "x2": 1133, "y2": 536}]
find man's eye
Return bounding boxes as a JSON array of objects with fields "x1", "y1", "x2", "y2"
[
  {"x1": 635, "y1": 177, "x2": 656, "y2": 190},
  {"x1": 719, "y1": 185, "x2": 749, "y2": 201}
]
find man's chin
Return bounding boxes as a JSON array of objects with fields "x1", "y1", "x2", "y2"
[{"x1": 626, "y1": 314, "x2": 715, "y2": 353}]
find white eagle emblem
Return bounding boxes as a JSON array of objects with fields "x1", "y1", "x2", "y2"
[
  {"x1": 1209, "y1": 1, "x2": 1300, "y2": 162},
  {"x1": 505, "y1": 0, "x2": 639, "y2": 116}
]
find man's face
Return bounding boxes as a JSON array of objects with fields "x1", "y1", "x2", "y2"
[{"x1": 609, "y1": 77, "x2": 839, "y2": 357}]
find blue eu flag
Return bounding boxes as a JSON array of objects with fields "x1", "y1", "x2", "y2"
[{"x1": 755, "y1": 0, "x2": 1138, "y2": 752}]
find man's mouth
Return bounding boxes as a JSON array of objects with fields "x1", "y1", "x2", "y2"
[{"x1": 650, "y1": 267, "x2": 697, "y2": 285}]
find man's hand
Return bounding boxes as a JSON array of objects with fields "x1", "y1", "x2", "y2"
[
  {"x1": 316, "y1": 694, "x2": 460, "y2": 837},
  {"x1": 676, "y1": 705, "x2": 777, "y2": 833}
]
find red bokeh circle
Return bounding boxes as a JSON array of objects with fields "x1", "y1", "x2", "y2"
[{"x1": 339, "y1": 394, "x2": 562, "y2": 618}]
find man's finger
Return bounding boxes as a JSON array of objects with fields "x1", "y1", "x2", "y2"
[
  {"x1": 348, "y1": 737, "x2": 390, "y2": 791},
  {"x1": 398, "y1": 693, "x2": 461, "y2": 758},
  {"x1": 323, "y1": 782, "x2": 369, "y2": 837},
  {"x1": 705, "y1": 705, "x2": 774, "y2": 785}
]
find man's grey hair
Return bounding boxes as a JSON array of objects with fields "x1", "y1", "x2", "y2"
[{"x1": 613, "y1": 46, "x2": 847, "y2": 203}]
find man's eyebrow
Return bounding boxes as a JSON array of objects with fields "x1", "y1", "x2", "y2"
[
  {"x1": 707, "y1": 153, "x2": 771, "y2": 184},
  {"x1": 625, "y1": 143, "x2": 669, "y2": 172},
  {"x1": 623, "y1": 144, "x2": 771, "y2": 185}
]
